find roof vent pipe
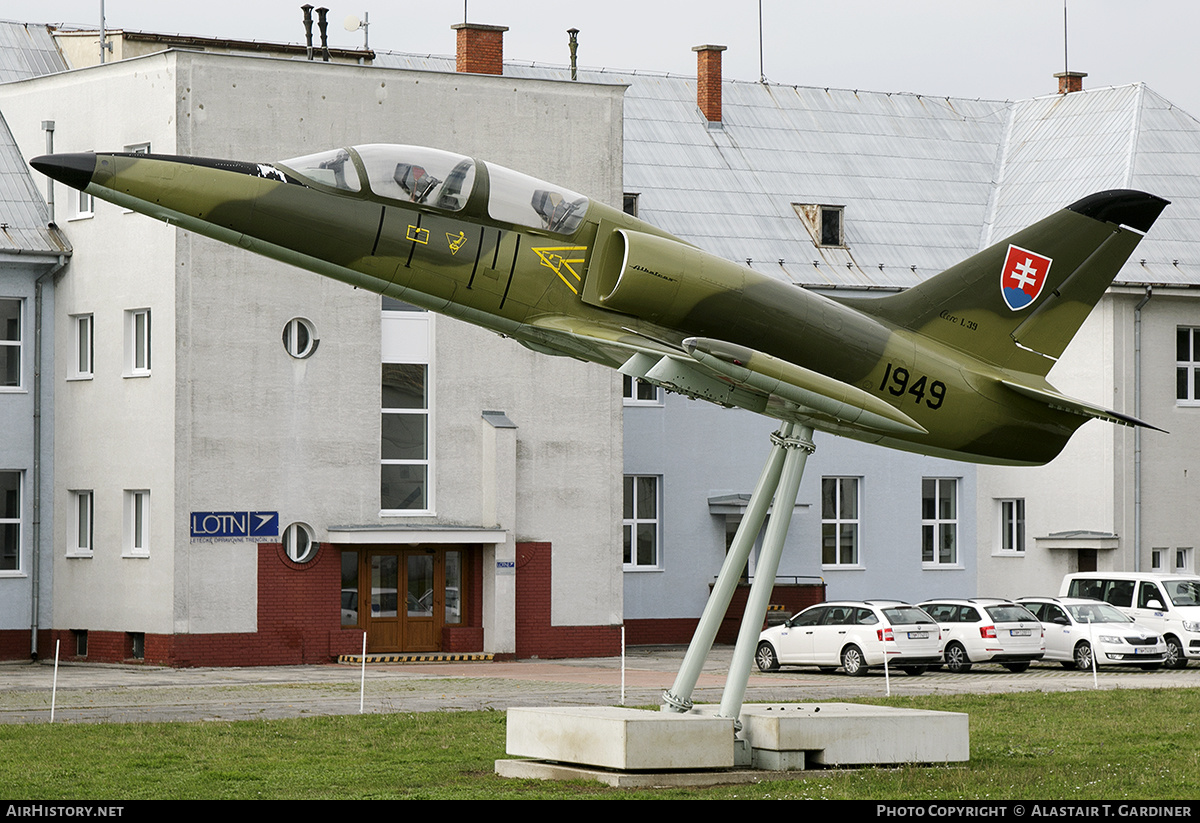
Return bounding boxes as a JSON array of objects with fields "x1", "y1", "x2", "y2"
[
  {"x1": 301, "y1": 4, "x2": 314, "y2": 60},
  {"x1": 316, "y1": 7, "x2": 331, "y2": 62},
  {"x1": 693, "y1": 44, "x2": 727, "y2": 123}
]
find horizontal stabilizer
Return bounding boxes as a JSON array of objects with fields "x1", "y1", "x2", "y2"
[{"x1": 999, "y1": 380, "x2": 1166, "y2": 432}]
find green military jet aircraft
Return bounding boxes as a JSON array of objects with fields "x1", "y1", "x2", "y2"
[{"x1": 32, "y1": 145, "x2": 1168, "y2": 466}]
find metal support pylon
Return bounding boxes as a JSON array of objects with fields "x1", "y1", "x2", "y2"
[{"x1": 661, "y1": 422, "x2": 815, "y2": 714}]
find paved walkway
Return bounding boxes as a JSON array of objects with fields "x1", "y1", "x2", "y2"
[{"x1": 1, "y1": 646, "x2": 1195, "y2": 724}]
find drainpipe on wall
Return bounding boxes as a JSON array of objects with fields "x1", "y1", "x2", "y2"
[
  {"x1": 31, "y1": 254, "x2": 69, "y2": 660},
  {"x1": 1133, "y1": 285, "x2": 1153, "y2": 572}
]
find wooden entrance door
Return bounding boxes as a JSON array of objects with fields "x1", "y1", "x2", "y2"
[{"x1": 360, "y1": 548, "x2": 450, "y2": 653}]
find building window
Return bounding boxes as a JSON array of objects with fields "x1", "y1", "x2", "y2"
[
  {"x1": 127, "y1": 632, "x2": 144, "y2": 660},
  {"x1": 0, "y1": 471, "x2": 20, "y2": 572},
  {"x1": 283, "y1": 522, "x2": 316, "y2": 563},
  {"x1": 124, "y1": 490, "x2": 149, "y2": 557},
  {"x1": 71, "y1": 491, "x2": 93, "y2": 556},
  {"x1": 125, "y1": 142, "x2": 151, "y2": 155},
  {"x1": 821, "y1": 477, "x2": 859, "y2": 566},
  {"x1": 623, "y1": 192, "x2": 640, "y2": 217},
  {"x1": 74, "y1": 188, "x2": 94, "y2": 220},
  {"x1": 381, "y1": 364, "x2": 429, "y2": 512},
  {"x1": 71, "y1": 314, "x2": 93, "y2": 379},
  {"x1": 0, "y1": 298, "x2": 22, "y2": 389},
  {"x1": 999, "y1": 499, "x2": 1025, "y2": 554},
  {"x1": 623, "y1": 475, "x2": 660, "y2": 569},
  {"x1": 922, "y1": 478, "x2": 958, "y2": 566},
  {"x1": 73, "y1": 629, "x2": 88, "y2": 657},
  {"x1": 1177, "y1": 328, "x2": 1200, "y2": 404},
  {"x1": 282, "y1": 318, "x2": 318, "y2": 359},
  {"x1": 623, "y1": 374, "x2": 661, "y2": 405},
  {"x1": 1151, "y1": 548, "x2": 1165, "y2": 571},
  {"x1": 793, "y1": 203, "x2": 846, "y2": 248},
  {"x1": 125, "y1": 309, "x2": 151, "y2": 377},
  {"x1": 1177, "y1": 548, "x2": 1194, "y2": 573}
]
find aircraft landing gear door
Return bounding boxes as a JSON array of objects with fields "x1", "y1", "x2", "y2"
[{"x1": 404, "y1": 550, "x2": 437, "y2": 652}]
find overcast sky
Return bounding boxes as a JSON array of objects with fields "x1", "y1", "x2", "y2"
[{"x1": 15, "y1": 1, "x2": 1200, "y2": 117}]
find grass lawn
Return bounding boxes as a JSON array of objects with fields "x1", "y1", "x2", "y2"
[{"x1": 1, "y1": 689, "x2": 1197, "y2": 799}]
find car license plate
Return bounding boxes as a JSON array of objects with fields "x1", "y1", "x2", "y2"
[
  {"x1": 1011, "y1": 629, "x2": 1031, "y2": 636},
  {"x1": 908, "y1": 632, "x2": 929, "y2": 639},
  {"x1": 1135, "y1": 647, "x2": 1152, "y2": 655}
]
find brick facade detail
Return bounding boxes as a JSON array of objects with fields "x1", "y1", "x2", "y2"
[
  {"x1": 515, "y1": 541, "x2": 620, "y2": 659},
  {"x1": 45, "y1": 543, "x2": 362, "y2": 667}
]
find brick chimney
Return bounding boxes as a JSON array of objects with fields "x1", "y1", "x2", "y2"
[
  {"x1": 1054, "y1": 70, "x2": 1087, "y2": 94},
  {"x1": 692, "y1": 44, "x2": 727, "y2": 123},
  {"x1": 452, "y1": 23, "x2": 508, "y2": 75}
]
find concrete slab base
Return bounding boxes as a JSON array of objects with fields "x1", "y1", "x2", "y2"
[
  {"x1": 501, "y1": 702, "x2": 968, "y2": 780},
  {"x1": 494, "y1": 759, "x2": 793, "y2": 788}
]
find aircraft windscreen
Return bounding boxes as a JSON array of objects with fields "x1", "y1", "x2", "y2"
[
  {"x1": 278, "y1": 148, "x2": 361, "y2": 192},
  {"x1": 354, "y1": 145, "x2": 476, "y2": 212},
  {"x1": 486, "y1": 163, "x2": 589, "y2": 235}
]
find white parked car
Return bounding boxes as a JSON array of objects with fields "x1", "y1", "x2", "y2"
[
  {"x1": 755, "y1": 600, "x2": 941, "y2": 676},
  {"x1": 1060, "y1": 572, "x2": 1200, "y2": 669},
  {"x1": 1018, "y1": 597, "x2": 1167, "y2": 670},
  {"x1": 918, "y1": 598, "x2": 1045, "y2": 673}
]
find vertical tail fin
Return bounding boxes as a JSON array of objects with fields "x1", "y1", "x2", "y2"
[{"x1": 842, "y1": 190, "x2": 1168, "y2": 376}]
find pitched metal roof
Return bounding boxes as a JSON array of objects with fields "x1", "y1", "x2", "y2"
[
  {"x1": 0, "y1": 20, "x2": 67, "y2": 84},
  {"x1": 0, "y1": 111, "x2": 69, "y2": 255},
  {"x1": 376, "y1": 50, "x2": 1200, "y2": 289}
]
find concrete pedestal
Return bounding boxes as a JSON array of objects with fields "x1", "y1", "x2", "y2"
[{"x1": 499, "y1": 702, "x2": 968, "y2": 781}]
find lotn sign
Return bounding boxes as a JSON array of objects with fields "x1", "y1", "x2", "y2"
[{"x1": 190, "y1": 511, "x2": 279, "y2": 539}]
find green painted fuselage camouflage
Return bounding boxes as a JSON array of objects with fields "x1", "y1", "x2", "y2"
[{"x1": 32, "y1": 145, "x2": 1168, "y2": 465}]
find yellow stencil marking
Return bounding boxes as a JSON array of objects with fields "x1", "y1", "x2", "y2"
[
  {"x1": 406, "y1": 225, "x2": 430, "y2": 245},
  {"x1": 532, "y1": 246, "x2": 588, "y2": 294},
  {"x1": 446, "y1": 230, "x2": 467, "y2": 254}
]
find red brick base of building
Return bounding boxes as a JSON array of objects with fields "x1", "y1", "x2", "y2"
[{"x1": 514, "y1": 541, "x2": 621, "y2": 659}]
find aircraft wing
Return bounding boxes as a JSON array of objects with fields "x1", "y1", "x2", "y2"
[{"x1": 999, "y1": 380, "x2": 1166, "y2": 432}]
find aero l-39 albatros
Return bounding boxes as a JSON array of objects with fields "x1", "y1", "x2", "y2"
[{"x1": 32, "y1": 145, "x2": 1168, "y2": 466}]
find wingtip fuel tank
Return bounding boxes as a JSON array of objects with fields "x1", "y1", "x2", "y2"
[{"x1": 30, "y1": 145, "x2": 1169, "y2": 466}]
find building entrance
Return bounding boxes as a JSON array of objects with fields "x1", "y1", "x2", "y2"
[{"x1": 341, "y1": 546, "x2": 467, "y2": 653}]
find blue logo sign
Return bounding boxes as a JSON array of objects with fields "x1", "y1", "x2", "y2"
[{"x1": 191, "y1": 511, "x2": 279, "y2": 539}]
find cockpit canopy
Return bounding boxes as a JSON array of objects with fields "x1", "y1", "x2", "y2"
[{"x1": 277, "y1": 144, "x2": 589, "y2": 235}]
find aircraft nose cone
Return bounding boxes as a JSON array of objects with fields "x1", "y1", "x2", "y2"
[{"x1": 30, "y1": 152, "x2": 97, "y2": 192}]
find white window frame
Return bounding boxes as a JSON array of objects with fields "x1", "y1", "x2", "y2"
[
  {"x1": 1176, "y1": 547, "x2": 1194, "y2": 574},
  {"x1": 623, "y1": 475, "x2": 661, "y2": 570},
  {"x1": 1151, "y1": 548, "x2": 1166, "y2": 571},
  {"x1": 1177, "y1": 327, "x2": 1200, "y2": 405},
  {"x1": 70, "y1": 313, "x2": 94, "y2": 380},
  {"x1": 381, "y1": 309, "x2": 434, "y2": 516},
  {"x1": 73, "y1": 187, "x2": 94, "y2": 220},
  {"x1": 283, "y1": 522, "x2": 317, "y2": 563},
  {"x1": 998, "y1": 498, "x2": 1025, "y2": 555},
  {"x1": 0, "y1": 471, "x2": 22, "y2": 575},
  {"x1": 821, "y1": 476, "x2": 861, "y2": 568},
  {"x1": 282, "y1": 317, "x2": 318, "y2": 359},
  {"x1": 69, "y1": 490, "x2": 94, "y2": 557},
  {"x1": 922, "y1": 477, "x2": 960, "y2": 567},
  {"x1": 124, "y1": 308, "x2": 151, "y2": 377},
  {"x1": 0, "y1": 297, "x2": 23, "y2": 391},
  {"x1": 622, "y1": 374, "x2": 662, "y2": 406},
  {"x1": 123, "y1": 489, "x2": 150, "y2": 558}
]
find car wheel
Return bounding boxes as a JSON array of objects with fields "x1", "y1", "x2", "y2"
[
  {"x1": 901, "y1": 666, "x2": 927, "y2": 676},
  {"x1": 1003, "y1": 662, "x2": 1030, "y2": 673},
  {"x1": 1165, "y1": 637, "x2": 1188, "y2": 670},
  {"x1": 841, "y1": 645, "x2": 868, "y2": 677},
  {"x1": 1073, "y1": 641, "x2": 1093, "y2": 671},
  {"x1": 755, "y1": 641, "x2": 779, "y2": 672},
  {"x1": 944, "y1": 642, "x2": 972, "y2": 674}
]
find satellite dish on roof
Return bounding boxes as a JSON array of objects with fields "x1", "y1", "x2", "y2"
[
  {"x1": 344, "y1": 15, "x2": 360, "y2": 32},
  {"x1": 344, "y1": 12, "x2": 369, "y2": 48}
]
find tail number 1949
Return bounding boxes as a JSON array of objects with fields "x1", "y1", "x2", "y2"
[{"x1": 879, "y1": 363, "x2": 946, "y2": 410}]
